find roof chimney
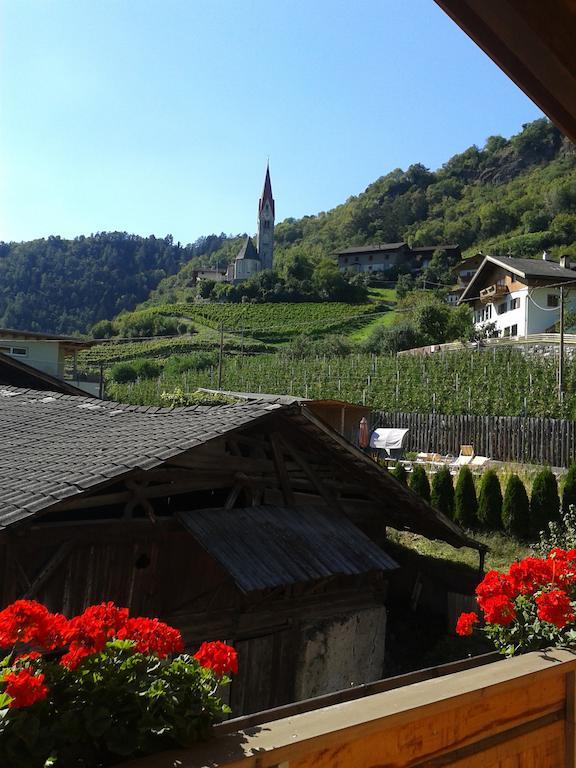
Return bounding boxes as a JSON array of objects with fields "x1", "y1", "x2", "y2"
[
  {"x1": 542, "y1": 250, "x2": 550, "y2": 261},
  {"x1": 561, "y1": 254, "x2": 571, "y2": 270}
]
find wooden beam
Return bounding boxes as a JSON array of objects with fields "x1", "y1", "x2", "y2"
[
  {"x1": 270, "y1": 433, "x2": 295, "y2": 506},
  {"x1": 279, "y1": 435, "x2": 345, "y2": 514},
  {"x1": 224, "y1": 484, "x2": 243, "y2": 510},
  {"x1": 49, "y1": 477, "x2": 235, "y2": 512},
  {"x1": 21, "y1": 541, "x2": 75, "y2": 599}
]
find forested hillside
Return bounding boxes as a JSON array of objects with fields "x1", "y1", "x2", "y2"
[
  {"x1": 150, "y1": 119, "x2": 576, "y2": 304},
  {"x1": 0, "y1": 232, "x2": 228, "y2": 334},
  {"x1": 1, "y1": 119, "x2": 575, "y2": 333}
]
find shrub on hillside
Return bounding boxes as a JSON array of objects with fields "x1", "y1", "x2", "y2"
[
  {"x1": 477, "y1": 470, "x2": 503, "y2": 530},
  {"x1": 91, "y1": 319, "x2": 117, "y2": 339},
  {"x1": 164, "y1": 353, "x2": 218, "y2": 375},
  {"x1": 502, "y1": 474, "x2": 530, "y2": 538},
  {"x1": 454, "y1": 466, "x2": 479, "y2": 529},
  {"x1": 530, "y1": 468, "x2": 560, "y2": 536},
  {"x1": 391, "y1": 462, "x2": 408, "y2": 486},
  {"x1": 110, "y1": 362, "x2": 138, "y2": 384},
  {"x1": 431, "y1": 466, "x2": 455, "y2": 520},
  {"x1": 562, "y1": 463, "x2": 576, "y2": 512},
  {"x1": 409, "y1": 464, "x2": 431, "y2": 503},
  {"x1": 133, "y1": 359, "x2": 162, "y2": 380}
]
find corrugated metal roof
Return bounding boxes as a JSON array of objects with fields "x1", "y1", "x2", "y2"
[{"x1": 177, "y1": 505, "x2": 398, "y2": 592}]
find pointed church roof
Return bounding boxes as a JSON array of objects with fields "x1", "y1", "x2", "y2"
[
  {"x1": 235, "y1": 236, "x2": 259, "y2": 261},
  {"x1": 258, "y1": 164, "x2": 275, "y2": 218}
]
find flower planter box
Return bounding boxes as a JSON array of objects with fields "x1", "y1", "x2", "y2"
[{"x1": 119, "y1": 648, "x2": 576, "y2": 768}]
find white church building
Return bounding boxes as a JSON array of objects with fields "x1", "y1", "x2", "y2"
[{"x1": 227, "y1": 165, "x2": 275, "y2": 283}]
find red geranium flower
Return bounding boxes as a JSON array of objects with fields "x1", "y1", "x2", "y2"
[
  {"x1": 194, "y1": 641, "x2": 238, "y2": 676},
  {"x1": 535, "y1": 589, "x2": 575, "y2": 629},
  {"x1": 60, "y1": 602, "x2": 129, "y2": 669},
  {"x1": 4, "y1": 669, "x2": 48, "y2": 708},
  {"x1": 117, "y1": 617, "x2": 184, "y2": 658},
  {"x1": 508, "y1": 557, "x2": 554, "y2": 595},
  {"x1": 476, "y1": 570, "x2": 517, "y2": 608},
  {"x1": 0, "y1": 600, "x2": 55, "y2": 649},
  {"x1": 455, "y1": 612, "x2": 479, "y2": 636},
  {"x1": 482, "y1": 594, "x2": 516, "y2": 626}
]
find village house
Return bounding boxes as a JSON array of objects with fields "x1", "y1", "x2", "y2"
[
  {"x1": 0, "y1": 328, "x2": 99, "y2": 396},
  {"x1": 445, "y1": 252, "x2": 485, "y2": 304},
  {"x1": 0, "y1": 386, "x2": 478, "y2": 715},
  {"x1": 334, "y1": 242, "x2": 460, "y2": 276},
  {"x1": 459, "y1": 253, "x2": 576, "y2": 338}
]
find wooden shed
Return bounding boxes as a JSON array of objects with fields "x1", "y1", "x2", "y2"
[
  {"x1": 0, "y1": 386, "x2": 478, "y2": 715},
  {"x1": 199, "y1": 389, "x2": 372, "y2": 446}
]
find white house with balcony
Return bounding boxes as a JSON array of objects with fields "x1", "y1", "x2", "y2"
[{"x1": 458, "y1": 254, "x2": 576, "y2": 338}]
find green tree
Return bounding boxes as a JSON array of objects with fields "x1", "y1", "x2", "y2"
[
  {"x1": 530, "y1": 468, "x2": 560, "y2": 536},
  {"x1": 454, "y1": 466, "x2": 479, "y2": 528},
  {"x1": 409, "y1": 464, "x2": 431, "y2": 503},
  {"x1": 562, "y1": 463, "x2": 576, "y2": 512},
  {"x1": 477, "y1": 470, "x2": 503, "y2": 530},
  {"x1": 391, "y1": 462, "x2": 408, "y2": 486},
  {"x1": 431, "y1": 466, "x2": 455, "y2": 519},
  {"x1": 502, "y1": 474, "x2": 530, "y2": 538}
]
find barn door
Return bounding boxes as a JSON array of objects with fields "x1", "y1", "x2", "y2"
[{"x1": 229, "y1": 628, "x2": 298, "y2": 716}]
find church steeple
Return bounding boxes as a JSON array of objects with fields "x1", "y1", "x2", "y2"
[{"x1": 257, "y1": 163, "x2": 275, "y2": 271}]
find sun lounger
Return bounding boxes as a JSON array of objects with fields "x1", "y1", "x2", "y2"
[{"x1": 450, "y1": 445, "x2": 474, "y2": 468}]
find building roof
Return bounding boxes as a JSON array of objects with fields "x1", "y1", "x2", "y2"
[
  {"x1": 411, "y1": 244, "x2": 460, "y2": 254},
  {"x1": 434, "y1": 0, "x2": 576, "y2": 144},
  {"x1": 459, "y1": 255, "x2": 576, "y2": 303},
  {"x1": 178, "y1": 505, "x2": 398, "y2": 592},
  {"x1": 334, "y1": 243, "x2": 407, "y2": 256},
  {"x1": 235, "y1": 236, "x2": 259, "y2": 261},
  {"x1": 258, "y1": 163, "x2": 275, "y2": 218},
  {"x1": 0, "y1": 353, "x2": 93, "y2": 397},
  {"x1": 198, "y1": 388, "x2": 371, "y2": 413},
  {"x1": 0, "y1": 386, "x2": 479, "y2": 550},
  {"x1": 0, "y1": 328, "x2": 95, "y2": 351},
  {"x1": 450, "y1": 253, "x2": 485, "y2": 275}
]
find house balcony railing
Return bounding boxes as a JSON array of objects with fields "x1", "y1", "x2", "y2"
[
  {"x1": 122, "y1": 647, "x2": 576, "y2": 768},
  {"x1": 479, "y1": 283, "x2": 508, "y2": 303}
]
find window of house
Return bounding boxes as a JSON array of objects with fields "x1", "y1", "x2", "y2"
[
  {"x1": 547, "y1": 294, "x2": 559, "y2": 308},
  {"x1": 503, "y1": 326, "x2": 510, "y2": 337},
  {"x1": 368, "y1": 255, "x2": 373, "y2": 261},
  {"x1": 344, "y1": 257, "x2": 348, "y2": 264},
  {"x1": 10, "y1": 347, "x2": 28, "y2": 356},
  {"x1": 498, "y1": 303, "x2": 508, "y2": 315},
  {"x1": 510, "y1": 298, "x2": 520, "y2": 310},
  {"x1": 354, "y1": 256, "x2": 359, "y2": 262},
  {"x1": 368, "y1": 265, "x2": 372, "y2": 271},
  {"x1": 263, "y1": 220, "x2": 270, "y2": 230},
  {"x1": 384, "y1": 254, "x2": 389, "y2": 260},
  {"x1": 511, "y1": 324, "x2": 518, "y2": 336}
]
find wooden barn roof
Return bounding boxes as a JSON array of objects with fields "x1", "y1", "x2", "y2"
[
  {"x1": 178, "y1": 505, "x2": 398, "y2": 592},
  {"x1": 435, "y1": 0, "x2": 576, "y2": 143},
  {"x1": 0, "y1": 386, "x2": 479, "y2": 550}
]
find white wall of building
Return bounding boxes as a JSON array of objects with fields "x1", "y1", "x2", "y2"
[
  {"x1": 0, "y1": 339, "x2": 63, "y2": 377},
  {"x1": 473, "y1": 285, "x2": 576, "y2": 338}
]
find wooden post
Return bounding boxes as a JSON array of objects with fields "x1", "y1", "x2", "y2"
[
  {"x1": 560, "y1": 284, "x2": 565, "y2": 401},
  {"x1": 566, "y1": 670, "x2": 576, "y2": 768},
  {"x1": 218, "y1": 322, "x2": 224, "y2": 389}
]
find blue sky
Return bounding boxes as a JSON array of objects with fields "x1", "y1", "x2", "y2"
[{"x1": 0, "y1": 0, "x2": 543, "y2": 245}]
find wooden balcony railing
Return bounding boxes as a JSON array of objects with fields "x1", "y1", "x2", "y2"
[
  {"x1": 480, "y1": 283, "x2": 508, "y2": 303},
  {"x1": 123, "y1": 648, "x2": 576, "y2": 768}
]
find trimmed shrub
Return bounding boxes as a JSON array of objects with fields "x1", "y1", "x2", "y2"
[
  {"x1": 530, "y1": 468, "x2": 560, "y2": 536},
  {"x1": 133, "y1": 359, "x2": 162, "y2": 380},
  {"x1": 431, "y1": 465, "x2": 455, "y2": 520},
  {"x1": 502, "y1": 474, "x2": 530, "y2": 538},
  {"x1": 110, "y1": 362, "x2": 138, "y2": 384},
  {"x1": 562, "y1": 463, "x2": 576, "y2": 512},
  {"x1": 454, "y1": 466, "x2": 479, "y2": 529},
  {"x1": 409, "y1": 464, "x2": 431, "y2": 504},
  {"x1": 391, "y1": 462, "x2": 408, "y2": 486},
  {"x1": 477, "y1": 469, "x2": 503, "y2": 530}
]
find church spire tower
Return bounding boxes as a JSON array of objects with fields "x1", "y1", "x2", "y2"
[{"x1": 257, "y1": 162, "x2": 275, "y2": 271}]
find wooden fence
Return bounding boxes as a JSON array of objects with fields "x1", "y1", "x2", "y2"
[
  {"x1": 373, "y1": 410, "x2": 576, "y2": 467},
  {"x1": 123, "y1": 649, "x2": 576, "y2": 768}
]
